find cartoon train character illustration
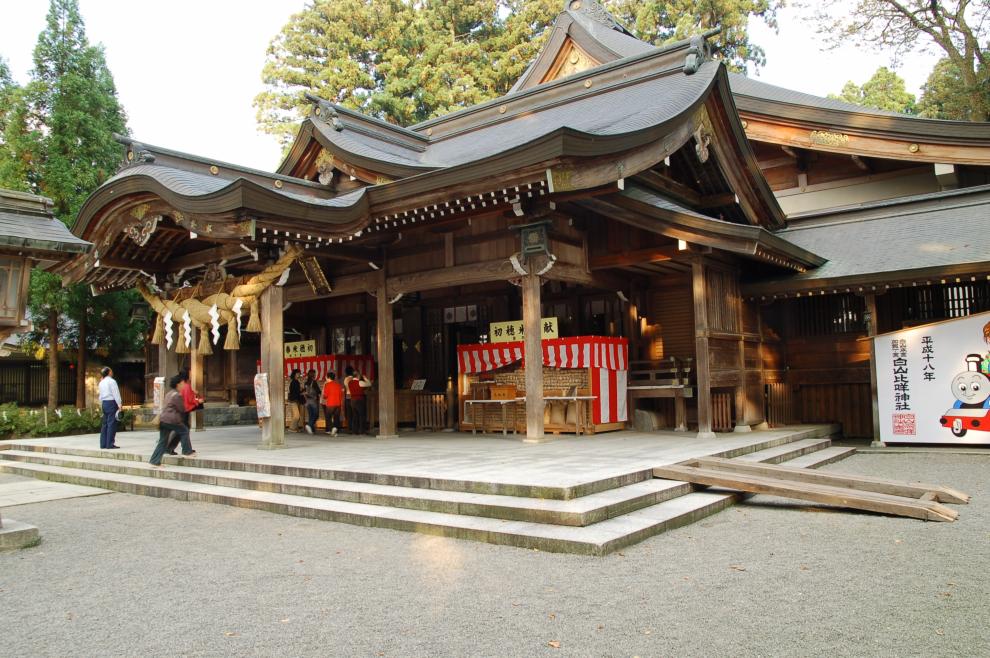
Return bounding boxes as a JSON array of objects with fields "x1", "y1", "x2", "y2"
[{"x1": 940, "y1": 354, "x2": 990, "y2": 438}]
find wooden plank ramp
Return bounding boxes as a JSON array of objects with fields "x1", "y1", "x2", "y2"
[{"x1": 653, "y1": 458, "x2": 968, "y2": 523}]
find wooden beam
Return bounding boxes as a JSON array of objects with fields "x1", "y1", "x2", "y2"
[
  {"x1": 259, "y1": 285, "x2": 286, "y2": 449},
  {"x1": 284, "y1": 271, "x2": 375, "y2": 303},
  {"x1": 522, "y1": 270, "x2": 544, "y2": 441},
  {"x1": 168, "y1": 243, "x2": 253, "y2": 273},
  {"x1": 741, "y1": 114, "x2": 990, "y2": 166},
  {"x1": 589, "y1": 246, "x2": 676, "y2": 270},
  {"x1": 632, "y1": 169, "x2": 701, "y2": 207},
  {"x1": 388, "y1": 259, "x2": 517, "y2": 296},
  {"x1": 653, "y1": 461, "x2": 960, "y2": 522},
  {"x1": 692, "y1": 457, "x2": 969, "y2": 504},
  {"x1": 375, "y1": 271, "x2": 397, "y2": 438},
  {"x1": 692, "y1": 259, "x2": 715, "y2": 439},
  {"x1": 851, "y1": 154, "x2": 870, "y2": 171}
]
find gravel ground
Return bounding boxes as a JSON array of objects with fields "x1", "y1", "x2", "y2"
[{"x1": 1, "y1": 452, "x2": 987, "y2": 658}]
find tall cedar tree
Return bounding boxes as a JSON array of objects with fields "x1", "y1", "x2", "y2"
[
  {"x1": 830, "y1": 66, "x2": 917, "y2": 114},
  {"x1": 255, "y1": 0, "x2": 782, "y2": 150},
  {"x1": 0, "y1": 0, "x2": 141, "y2": 408},
  {"x1": 805, "y1": 1, "x2": 990, "y2": 121}
]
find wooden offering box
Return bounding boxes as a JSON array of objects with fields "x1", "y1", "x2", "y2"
[{"x1": 457, "y1": 337, "x2": 628, "y2": 435}]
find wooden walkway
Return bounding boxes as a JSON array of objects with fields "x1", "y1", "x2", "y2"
[{"x1": 654, "y1": 457, "x2": 969, "y2": 522}]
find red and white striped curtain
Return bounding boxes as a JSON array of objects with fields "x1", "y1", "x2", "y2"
[
  {"x1": 457, "y1": 337, "x2": 628, "y2": 424},
  {"x1": 257, "y1": 354, "x2": 377, "y2": 381}
]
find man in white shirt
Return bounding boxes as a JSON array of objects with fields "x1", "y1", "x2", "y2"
[{"x1": 98, "y1": 367, "x2": 122, "y2": 449}]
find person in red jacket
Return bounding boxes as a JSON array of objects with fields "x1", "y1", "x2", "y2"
[
  {"x1": 322, "y1": 372, "x2": 343, "y2": 436},
  {"x1": 344, "y1": 366, "x2": 372, "y2": 435}
]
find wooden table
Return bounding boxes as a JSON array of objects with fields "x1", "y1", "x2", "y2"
[
  {"x1": 465, "y1": 398, "x2": 525, "y2": 435},
  {"x1": 543, "y1": 395, "x2": 598, "y2": 435}
]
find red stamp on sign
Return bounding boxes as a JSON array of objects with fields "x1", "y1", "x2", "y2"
[{"x1": 892, "y1": 413, "x2": 916, "y2": 436}]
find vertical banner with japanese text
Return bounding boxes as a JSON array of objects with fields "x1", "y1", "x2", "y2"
[{"x1": 874, "y1": 310, "x2": 990, "y2": 444}]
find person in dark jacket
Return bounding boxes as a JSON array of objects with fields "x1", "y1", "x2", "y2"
[
  {"x1": 303, "y1": 369, "x2": 321, "y2": 434},
  {"x1": 149, "y1": 374, "x2": 195, "y2": 467},
  {"x1": 287, "y1": 369, "x2": 305, "y2": 432}
]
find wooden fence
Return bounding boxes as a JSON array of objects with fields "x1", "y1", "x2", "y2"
[{"x1": 415, "y1": 393, "x2": 448, "y2": 430}]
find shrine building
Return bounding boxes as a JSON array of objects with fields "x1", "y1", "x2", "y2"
[{"x1": 58, "y1": 1, "x2": 990, "y2": 445}]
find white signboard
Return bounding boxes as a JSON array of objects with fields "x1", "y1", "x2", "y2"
[
  {"x1": 153, "y1": 376, "x2": 165, "y2": 413},
  {"x1": 254, "y1": 373, "x2": 271, "y2": 420},
  {"x1": 875, "y1": 310, "x2": 990, "y2": 444}
]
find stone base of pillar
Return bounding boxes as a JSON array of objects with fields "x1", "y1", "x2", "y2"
[
  {"x1": 733, "y1": 424, "x2": 752, "y2": 433},
  {"x1": 696, "y1": 431, "x2": 717, "y2": 440},
  {"x1": 753, "y1": 421, "x2": 770, "y2": 431},
  {"x1": 375, "y1": 434, "x2": 399, "y2": 440},
  {"x1": 258, "y1": 442, "x2": 289, "y2": 450},
  {"x1": 870, "y1": 440, "x2": 885, "y2": 448}
]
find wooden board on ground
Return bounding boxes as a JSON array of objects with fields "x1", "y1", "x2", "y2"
[
  {"x1": 691, "y1": 457, "x2": 970, "y2": 504},
  {"x1": 653, "y1": 460, "x2": 965, "y2": 522}
]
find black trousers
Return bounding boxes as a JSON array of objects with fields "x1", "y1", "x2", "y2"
[{"x1": 350, "y1": 398, "x2": 367, "y2": 435}]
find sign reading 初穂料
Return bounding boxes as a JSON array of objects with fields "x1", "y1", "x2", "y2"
[
  {"x1": 489, "y1": 317, "x2": 558, "y2": 343},
  {"x1": 874, "y1": 310, "x2": 990, "y2": 444}
]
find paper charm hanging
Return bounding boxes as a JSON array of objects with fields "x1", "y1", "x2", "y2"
[
  {"x1": 182, "y1": 310, "x2": 193, "y2": 348},
  {"x1": 232, "y1": 298, "x2": 243, "y2": 338},
  {"x1": 209, "y1": 303, "x2": 221, "y2": 345},
  {"x1": 164, "y1": 310, "x2": 174, "y2": 349}
]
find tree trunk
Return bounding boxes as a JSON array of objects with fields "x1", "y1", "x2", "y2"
[
  {"x1": 48, "y1": 309, "x2": 59, "y2": 411},
  {"x1": 75, "y1": 316, "x2": 86, "y2": 408}
]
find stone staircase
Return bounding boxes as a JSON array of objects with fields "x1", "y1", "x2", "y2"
[{"x1": 0, "y1": 428, "x2": 854, "y2": 555}]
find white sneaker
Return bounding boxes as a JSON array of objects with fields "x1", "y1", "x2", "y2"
[
  {"x1": 331, "y1": 427, "x2": 337, "y2": 436},
  {"x1": 304, "y1": 425, "x2": 313, "y2": 435}
]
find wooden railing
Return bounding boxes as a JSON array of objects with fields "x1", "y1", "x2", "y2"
[
  {"x1": 712, "y1": 390, "x2": 733, "y2": 432},
  {"x1": 415, "y1": 393, "x2": 448, "y2": 431}
]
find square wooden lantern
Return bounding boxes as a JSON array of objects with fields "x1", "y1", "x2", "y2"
[
  {"x1": 0, "y1": 255, "x2": 32, "y2": 333},
  {"x1": 513, "y1": 220, "x2": 551, "y2": 258}
]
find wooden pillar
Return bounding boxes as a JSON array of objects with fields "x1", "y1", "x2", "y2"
[
  {"x1": 865, "y1": 293, "x2": 884, "y2": 447},
  {"x1": 626, "y1": 284, "x2": 640, "y2": 361},
  {"x1": 259, "y1": 285, "x2": 286, "y2": 449},
  {"x1": 734, "y1": 338, "x2": 750, "y2": 432},
  {"x1": 376, "y1": 273, "x2": 398, "y2": 439},
  {"x1": 158, "y1": 341, "x2": 178, "y2": 384},
  {"x1": 227, "y1": 347, "x2": 238, "y2": 406},
  {"x1": 190, "y1": 329, "x2": 205, "y2": 431},
  {"x1": 522, "y1": 271, "x2": 544, "y2": 441},
  {"x1": 692, "y1": 259, "x2": 716, "y2": 439}
]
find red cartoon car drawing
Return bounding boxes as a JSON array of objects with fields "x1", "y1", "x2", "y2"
[{"x1": 939, "y1": 354, "x2": 990, "y2": 438}]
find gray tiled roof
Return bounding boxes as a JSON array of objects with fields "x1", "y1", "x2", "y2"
[
  {"x1": 0, "y1": 189, "x2": 91, "y2": 255},
  {"x1": 727, "y1": 72, "x2": 908, "y2": 117},
  {"x1": 312, "y1": 59, "x2": 721, "y2": 170},
  {"x1": 770, "y1": 185, "x2": 990, "y2": 283}
]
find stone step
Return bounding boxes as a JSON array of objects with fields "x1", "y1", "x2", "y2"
[
  {"x1": 733, "y1": 438, "x2": 834, "y2": 464},
  {"x1": 2, "y1": 430, "x2": 833, "y2": 499},
  {"x1": 0, "y1": 450, "x2": 689, "y2": 526},
  {"x1": 781, "y1": 446, "x2": 857, "y2": 469},
  {"x1": 0, "y1": 459, "x2": 734, "y2": 556}
]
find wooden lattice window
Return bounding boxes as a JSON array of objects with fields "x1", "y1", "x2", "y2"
[{"x1": 787, "y1": 294, "x2": 866, "y2": 337}]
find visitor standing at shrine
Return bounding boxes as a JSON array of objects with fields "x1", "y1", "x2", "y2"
[
  {"x1": 345, "y1": 366, "x2": 372, "y2": 435},
  {"x1": 287, "y1": 369, "x2": 305, "y2": 431},
  {"x1": 322, "y1": 371, "x2": 343, "y2": 436},
  {"x1": 303, "y1": 369, "x2": 321, "y2": 434},
  {"x1": 97, "y1": 367, "x2": 122, "y2": 450}
]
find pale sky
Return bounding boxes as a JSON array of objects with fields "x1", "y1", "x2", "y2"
[{"x1": 1, "y1": 1, "x2": 943, "y2": 172}]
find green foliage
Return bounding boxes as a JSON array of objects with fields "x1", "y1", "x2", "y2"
[
  {"x1": 0, "y1": 0, "x2": 139, "y2": 398},
  {"x1": 0, "y1": 403, "x2": 127, "y2": 439},
  {"x1": 804, "y1": 1, "x2": 990, "y2": 122},
  {"x1": 829, "y1": 66, "x2": 916, "y2": 114},
  {"x1": 608, "y1": 0, "x2": 781, "y2": 70},
  {"x1": 918, "y1": 57, "x2": 990, "y2": 121},
  {"x1": 255, "y1": 0, "x2": 781, "y2": 148}
]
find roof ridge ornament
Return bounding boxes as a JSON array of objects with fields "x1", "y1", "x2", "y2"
[
  {"x1": 564, "y1": 0, "x2": 629, "y2": 34},
  {"x1": 683, "y1": 28, "x2": 720, "y2": 75},
  {"x1": 115, "y1": 133, "x2": 156, "y2": 165},
  {"x1": 304, "y1": 92, "x2": 344, "y2": 132}
]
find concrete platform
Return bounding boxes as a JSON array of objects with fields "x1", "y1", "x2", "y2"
[
  {"x1": 0, "y1": 424, "x2": 849, "y2": 554},
  {"x1": 0, "y1": 517, "x2": 40, "y2": 550}
]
